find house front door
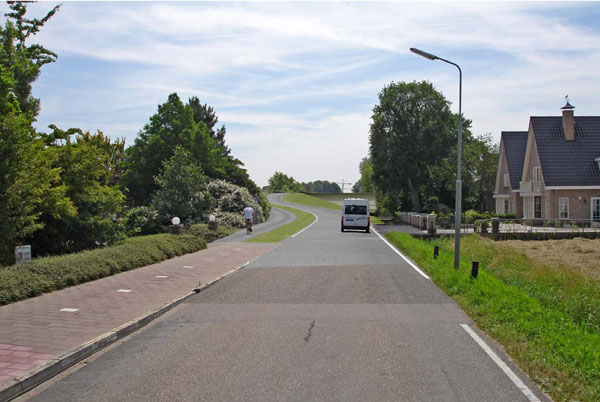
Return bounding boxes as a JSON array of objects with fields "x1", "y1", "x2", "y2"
[{"x1": 592, "y1": 198, "x2": 600, "y2": 223}]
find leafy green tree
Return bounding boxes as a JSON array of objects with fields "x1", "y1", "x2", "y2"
[
  {"x1": 150, "y1": 146, "x2": 214, "y2": 224},
  {"x1": 302, "y1": 180, "x2": 342, "y2": 193},
  {"x1": 29, "y1": 127, "x2": 126, "y2": 255},
  {"x1": 0, "y1": 1, "x2": 69, "y2": 264},
  {"x1": 354, "y1": 157, "x2": 374, "y2": 193},
  {"x1": 267, "y1": 172, "x2": 305, "y2": 193},
  {"x1": 120, "y1": 93, "x2": 220, "y2": 205},
  {"x1": 369, "y1": 81, "x2": 456, "y2": 212}
]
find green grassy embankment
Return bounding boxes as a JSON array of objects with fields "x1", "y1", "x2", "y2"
[
  {"x1": 283, "y1": 193, "x2": 384, "y2": 224},
  {"x1": 246, "y1": 204, "x2": 316, "y2": 243},
  {"x1": 385, "y1": 233, "x2": 600, "y2": 402}
]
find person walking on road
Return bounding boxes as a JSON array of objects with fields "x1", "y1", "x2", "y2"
[{"x1": 243, "y1": 205, "x2": 255, "y2": 235}]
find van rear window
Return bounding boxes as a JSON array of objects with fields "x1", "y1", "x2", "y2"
[{"x1": 345, "y1": 205, "x2": 368, "y2": 215}]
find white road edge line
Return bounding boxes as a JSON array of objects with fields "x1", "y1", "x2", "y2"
[
  {"x1": 371, "y1": 227, "x2": 430, "y2": 280},
  {"x1": 292, "y1": 213, "x2": 319, "y2": 238},
  {"x1": 460, "y1": 324, "x2": 541, "y2": 402}
]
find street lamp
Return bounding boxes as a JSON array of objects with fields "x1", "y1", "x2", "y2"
[{"x1": 410, "y1": 47, "x2": 463, "y2": 270}]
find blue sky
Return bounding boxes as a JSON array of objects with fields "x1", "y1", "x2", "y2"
[{"x1": 7, "y1": 1, "x2": 600, "y2": 188}]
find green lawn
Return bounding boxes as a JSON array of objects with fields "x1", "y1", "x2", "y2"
[
  {"x1": 283, "y1": 193, "x2": 383, "y2": 224},
  {"x1": 282, "y1": 193, "x2": 340, "y2": 210},
  {"x1": 246, "y1": 204, "x2": 316, "y2": 243},
  {"x1": 385, "y1": 233, "x2": 600, "y2": 402}
]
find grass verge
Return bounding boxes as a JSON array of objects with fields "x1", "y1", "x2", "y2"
[
  {"x1": 0, "y1": 224, "x2": 235, "y2": 306},
  {"x1": 282, "y1": 193, "x2": 340, "y2": 210},
  {"x1": 246, "y1": 204, "x2": 316, "y2": 243},
  {"x1": 385, "y1": 232, "x2": 600, "y2": 402}
]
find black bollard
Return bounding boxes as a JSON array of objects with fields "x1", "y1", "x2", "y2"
[
  {"x1": 433, "y1": 245, "x2": 439, "y2": 259},
  {"x1": 471, "y1": 261, "x2": 479, "y2": 278}
]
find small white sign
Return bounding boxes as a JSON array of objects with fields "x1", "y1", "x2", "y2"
[{"x1": 15, "y1": 245, "x2": 31, "y2": 263}]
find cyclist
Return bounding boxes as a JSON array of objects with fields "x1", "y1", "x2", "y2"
[{"x1": 243, "y1": 205, "x2": 255, "y2": 234}]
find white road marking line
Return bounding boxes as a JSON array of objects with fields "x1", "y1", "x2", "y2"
[
  {"x1": 461, "y1": 324, "x2": 541, "y2": 402},
  {"x1": 183, "y1": 265, "x2": 194, "y2": 269},
  {"x1": 292, "y1": 213, "x2": 319, "y2": 237},
  {"x1": 117, "y1": 289, "x2": 132, "y2": 293},
  {"x1": 60, "y1": 308, "x2": 79, "y2": 312},
  {"x1": 155, "y1": 275, "x2": 168, "y2": 279},
  {"x1": 371, "y1": 227, "x2": 430, "y2": 280}
]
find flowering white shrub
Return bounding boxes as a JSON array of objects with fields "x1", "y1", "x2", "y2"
[{"x1": 207, "y1": 179, "x2": 264, "y2": 225}]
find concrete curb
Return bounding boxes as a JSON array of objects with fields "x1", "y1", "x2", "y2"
[{"x1": 0, "y1": 261, "x2": 250, "y2": 402}]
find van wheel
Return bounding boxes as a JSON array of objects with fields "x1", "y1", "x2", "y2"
[
  {"x1": 341, "y1": 226, "x2": 344, "y2": 232},
  {"x1": 365, "y1": 226, "x2": 370, "y2": 233}
]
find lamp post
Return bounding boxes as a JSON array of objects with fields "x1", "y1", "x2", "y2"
[{"x1": 410, "y1": 47, "x2": 462, "y2": 270}]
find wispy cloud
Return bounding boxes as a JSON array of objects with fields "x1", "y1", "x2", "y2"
[{"x1": 10, "y1": 1, "x2": 600, "y2": 187}]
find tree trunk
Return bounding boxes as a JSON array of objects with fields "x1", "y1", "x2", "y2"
[{"x1": 406, "y1": 177, "x2": 421, "y2": 212}]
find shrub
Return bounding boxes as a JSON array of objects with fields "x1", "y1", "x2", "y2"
[
  {"x1": 207, "y1": 179, "x2": 264, "y2": 224},
  {"x1": 0, "y1": 234, "x2": 205, "y2": 305},
  {"x1": 123, "y1": 206, "x2": 164, "y2": 236},
  {"x1": 186, "y1": 223, "x2": 236, "y2": 243}
]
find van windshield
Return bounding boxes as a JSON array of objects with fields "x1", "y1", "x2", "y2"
[{"x1": 345, "y1": 205, "x2": 368, "y2": 215}]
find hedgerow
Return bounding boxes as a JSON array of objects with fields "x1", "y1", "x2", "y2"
[{"x1": 0, "y1": 233, "x2": 205, "y2": 305}]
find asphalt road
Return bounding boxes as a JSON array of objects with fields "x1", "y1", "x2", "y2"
[{"x1": 24, "y1": 193, "x2": 548, "y2": 402}]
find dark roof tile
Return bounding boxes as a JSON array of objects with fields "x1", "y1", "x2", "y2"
[
  {"x1": 501, "y1": 131, "x2": 528, "y2": 189},
  {"x1": 531, "y1": 117, "x2": 600, "y2": 187}
]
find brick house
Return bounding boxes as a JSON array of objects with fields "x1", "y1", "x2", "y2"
[{"x1": 493, "y1": 100, "x2": 600, "y2": 224}]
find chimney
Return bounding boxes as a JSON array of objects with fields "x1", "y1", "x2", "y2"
[{"x1": 561, "y1": 96, "x2": 575, "y2": 141}]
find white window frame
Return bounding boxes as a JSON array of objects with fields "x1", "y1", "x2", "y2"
[
  {"x1": 523, "y1": 197, "x2": 534, "y2": 218},
  {"x1": 592, "y1": 198, "x2": 600, "y2": 223},
  {"x1": 559, "y1": 197, "x2": 569, "y2": 220},
  {"x1": 532, "y1": 166, "x2": 542, "y2": 192},
  {"x1": 503, "y1": 172, "x2": 510, "y2": 188},
  {"x1": 504, "y1": 199, "x2": 510, "y2": 214}
]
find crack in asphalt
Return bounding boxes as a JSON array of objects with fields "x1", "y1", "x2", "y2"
[{"x1": 304, "y1": 320, "x2": 316, "y2": 343}]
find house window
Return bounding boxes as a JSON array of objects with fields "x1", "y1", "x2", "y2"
[
  {"x1": 503, "y1": 172, "x2": 510, "y2": 188},
  {"x1": 559, "y1": 197, "x2": 569, "y2": 219},
  {"x1": 523, "y1": 197, "x2": 534, "y2": 218},
  {"x1": 532, "y1": 166, "x2": 542, "y2": 192},
  {"x1": 592, "y1": 198, "x2": 600, "y2": 223},
  {"x1": 534, "y1": 196, "x2": 542, "y2": 218},
  {"x1": 504, "y1": 199, "x2": 510, "y2": 213}
]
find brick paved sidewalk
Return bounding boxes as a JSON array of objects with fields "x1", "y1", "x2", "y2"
[{"x1": 0, "y1": 241, "x2": 277, "y2": 388}]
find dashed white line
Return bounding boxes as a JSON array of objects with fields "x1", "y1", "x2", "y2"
[
  {"x1": 183, "y1": 265, "x2": 194, "y2": 269},
  {"x1": 461, "y1": 324, "x2": 541, "y2": 402},
  {"x1": 155, "y1": 275, "x2": 168, "y2": 279},
  {"x1": 292, "y1": 213, "x2": 319, "y2": 238},
  {"x1": 117, "y1": 289, "x2": 132, "y2": 293},
  {"x1": 60, "y1": 308, "x2": 79, "y2": 312},
  {"x1": 371, "y1": 227, "x2": 430, "y2": 280}
]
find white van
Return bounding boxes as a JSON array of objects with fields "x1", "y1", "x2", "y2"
[{"x1": 341, "y1": 198, "x2": 370, "y2": 233}]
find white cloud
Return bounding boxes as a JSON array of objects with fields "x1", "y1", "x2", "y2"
[{"x1": 12, "y1": 1, "x2": 600, "y2": 187}]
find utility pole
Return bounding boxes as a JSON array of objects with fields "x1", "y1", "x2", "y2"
[{"x1": 335, "y1": 179, "x2": 352, "y2": 193}]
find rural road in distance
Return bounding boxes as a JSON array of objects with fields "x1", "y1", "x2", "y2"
[{"x1": 22, "y1": 193, "x2": 548, "y2": 402}]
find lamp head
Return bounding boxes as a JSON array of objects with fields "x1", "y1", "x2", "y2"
[{"x1": 410, "y1": 47, "x2": 438, "y2": 61}]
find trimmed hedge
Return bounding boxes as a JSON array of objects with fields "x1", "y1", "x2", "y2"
[
  {"x1": 185, "y1": 223, "x2": 237, "y2": 243},
  {"x1": 0, "y1": 234, "x2": 206, "y2": 305}
]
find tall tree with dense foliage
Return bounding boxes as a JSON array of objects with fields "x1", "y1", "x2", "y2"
[
  {"x1": 0, "y1": 2, "x2": 69, "y2": 264},
  {"x1": 29, "y1": 127, "x2": 126, "y2": 256},
  {"x1": 369, "y1": 81, "x2": 456, "y2": 212},
  {"x1": 353, "y1": 157, "x2": 374, "y2": 193},
  {"x1": 120, "y1": 93, "x2": 220, "y2": 205}
]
